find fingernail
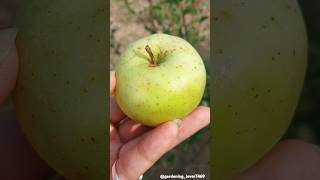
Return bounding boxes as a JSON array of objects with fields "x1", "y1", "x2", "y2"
[
  {"x1": 172, "y1": 119, "x2": 182, "y2": 129},
  {"x1": 0, "y1": 28, "x2": 17, "y2": 62}
]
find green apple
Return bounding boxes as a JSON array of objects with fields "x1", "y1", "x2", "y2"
[
  {"x1": 212, "y1": 0, "x2": 307, "y2": 179},
  {"x1": 14, "y1": 1, "x2": 107, "y2": 179},
  {"x1": 115, "y1": 33, "x2": 206, "y2": 126}
]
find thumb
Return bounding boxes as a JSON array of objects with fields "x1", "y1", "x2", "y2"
[
  {"x1": 0, "y1": 28, "x2": 18, "y2": 106},
  {"x1": 115, "y1": 120, "x2": 181, "y2": 180}
]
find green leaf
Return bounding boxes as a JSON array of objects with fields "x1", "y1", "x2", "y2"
[
  {"x1": 183, "y1": 6, "x2": 197, "y2": 15},
  {"x1": 165, "y1": 0, "x2": 180, "y2": 5},
  {"x1": 199, "y1": 16, "x2": 209, "y2": 23},
  {"x1": 186, "y1": 0, "x2": 197, "y2": 3},
  {"x1": 154, "y1": 5, "x2": 165, "y2": 25}
]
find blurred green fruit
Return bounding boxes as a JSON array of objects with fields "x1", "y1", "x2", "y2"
[
  {"x1": 115, "y1": 34, "x2": 206, "y2": 126},
  {"x1": 14, "y1": 1, "x2": 107, "y2": 180},
  {"x1": 212, "y1": 0, "x2": 307, "y2": 179}
]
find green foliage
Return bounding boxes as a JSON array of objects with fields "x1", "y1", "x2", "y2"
[
  {"x1": 165, "y1": 152, "x2": 177, "y2": 166},
  {"x1": 110, "y1": 22, "x2": 120, "y2": 59},
  {"x1": 123, "y1": 0, "x2": 209, "y2": 46}
]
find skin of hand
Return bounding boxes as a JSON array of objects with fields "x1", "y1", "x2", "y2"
[
  {"x1": 235, "y1": 140, "x2": 320, "y2": 180},
  {"x1": 0, "y1": 28, "x2": 17, "y2": 104},
  {"x1": 0, "y1": 0, "x2": 18, "y2": 29},
  {"x1": 0, "y1": 4, "x2": 55, "y2": 179},
  {"x1": 109, "y1": 71, "x2": 210, "y2": 180}
]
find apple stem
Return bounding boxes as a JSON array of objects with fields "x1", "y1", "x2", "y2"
[{"x1": 145, "y1": 45, "x2": 157, "y2": 66}]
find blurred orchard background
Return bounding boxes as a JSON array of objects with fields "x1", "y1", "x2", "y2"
[{"x1": 110, "y1": 0, "x2": 210, "y2": 179}]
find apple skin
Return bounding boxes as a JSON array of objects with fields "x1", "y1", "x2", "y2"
[
  {"x1": 212, "y1": 0, "x2": 307, "y2": 179},
  {"x1": 13, "y1": 1, "x2": 107, "y2": 179},
  {"x1": 115, "y1": 34, "x2": 206, "y2": 126}
]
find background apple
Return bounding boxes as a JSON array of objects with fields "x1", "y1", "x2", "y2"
[
  {"x1": 115, "y1": 33, "x2": 206, "y2": 126},
  {"x1": 212, "y1": 0, "x2": 307, "y2": 179},
  {"x1": 14, "y1": 0, "x2": 107, "y2": 179}
]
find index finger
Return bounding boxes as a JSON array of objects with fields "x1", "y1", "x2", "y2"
[
  {"x1": 109, "y1": 71, "x2": 126, "y2": 124},
  {"x1": 171, "y1": 106, "x2": 210, "y2": 148}
]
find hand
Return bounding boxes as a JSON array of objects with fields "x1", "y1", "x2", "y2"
[
  {"x1": 235, "y1": 140, "x2": 320, "y2": 180},
  {"x1": 0, "y1": 4, "x2": 54, "y2": 179},
  {"x1": 109, "y1": 71, "x2": 210, "y2": 180},
  {"x1": 0, "y1": 28, "x2": 17, "y2": 105}
]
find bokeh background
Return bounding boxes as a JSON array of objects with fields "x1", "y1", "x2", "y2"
[
  {"x1": 110, "y1": 0, "x2": 210, "y2": 179},
  {"x1": 284, "y1": 1, "x2": 320, "y2": 145}
]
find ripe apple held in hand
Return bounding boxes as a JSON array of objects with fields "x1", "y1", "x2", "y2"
[{"x1": 115, "y1": 34, "x2": 206, "y2": 126}]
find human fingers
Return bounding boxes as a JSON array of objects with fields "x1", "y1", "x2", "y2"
[
  {"x1": 171, "y1": 106, "x2": 210, "y2": 148},
  {"x1": 110, "y1": 97, "x2": 126, "y2": 124},
  {"x1": 118, "y1": 118, "x2": 151, "y2": 143},
  {"x1": 110, "y1": 124, "x2": 123, "y2": 179},
  {"x1": 0, "y1": 111, "x2": 55, "y2": 179},
  {"x1": 0, "y1": 0, "x2": 18, "y2": 28},
  {"x1": 115, "y1": 120, "x2": 180, "y2": 180},
  {"x1": 115, "y1": 106, "x2": 209, "y2": 162},
  {"x1": 110, "y1": 71, "x2": 116, "y2": 95},
  {"x1": 109, "y1": 70, "x2": 126, "y2": 124},
  {"x1": 117, "y1": 106, "x2": 210, "y2": 147},
  {"x1": 0, "y1": 28, "x2": 18, "y2": 106},
  {"x1": 235, "y1": 139, "x2": 320, "y2": 180}
]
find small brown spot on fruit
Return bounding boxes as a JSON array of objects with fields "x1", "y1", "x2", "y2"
[{"x1": 271, "y1": 16, "x2": 276, "y2": 21}]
